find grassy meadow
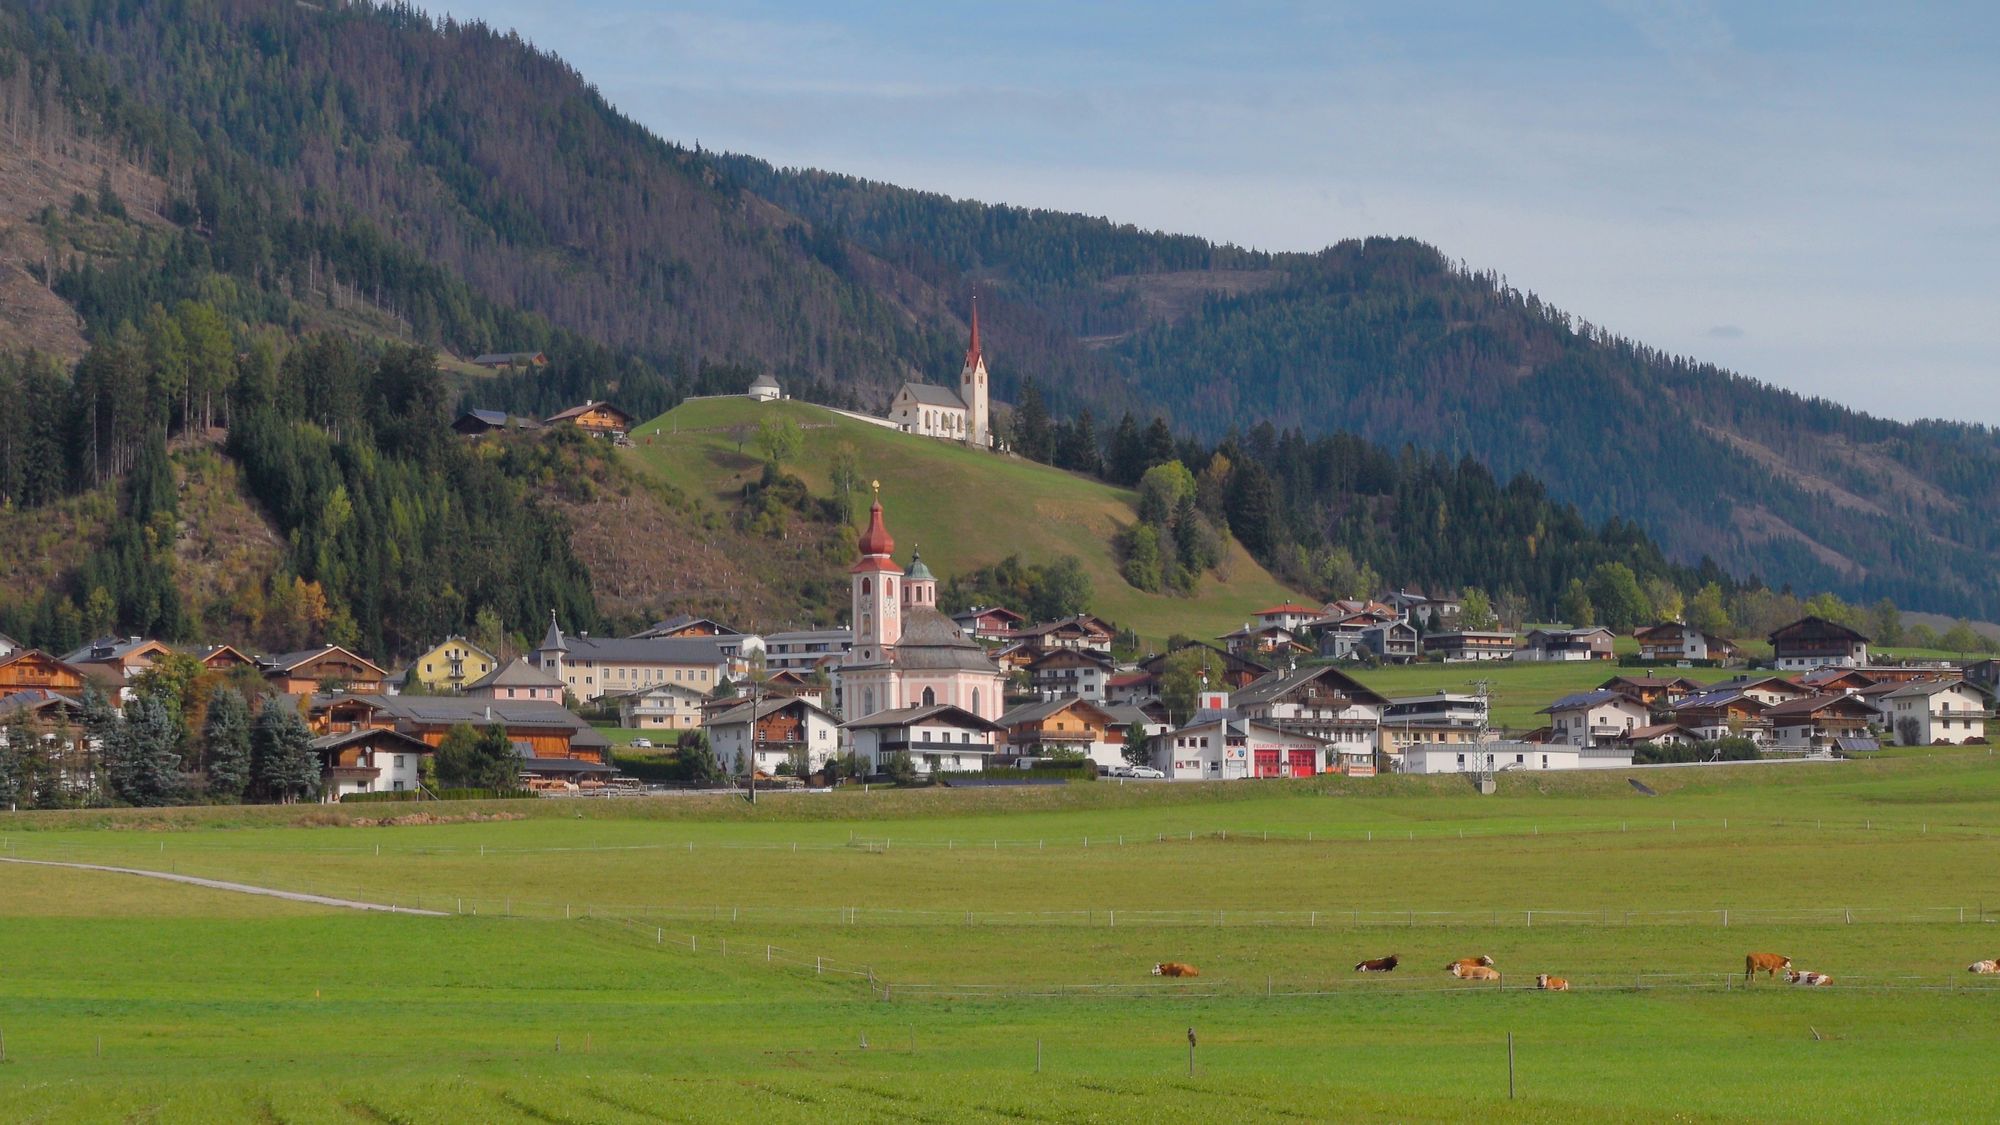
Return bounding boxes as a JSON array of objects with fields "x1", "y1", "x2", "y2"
[
  {"x1": 624, "y1": 397, "x2": 1303, "y2": 645},
  {"x1": 4, "y1": 751, "x2": 2000, "y2": 1121}
]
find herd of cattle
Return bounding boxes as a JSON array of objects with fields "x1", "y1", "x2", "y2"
[{"x1": 1148, "y1": 953, "x2": 2000, "y2": 988}]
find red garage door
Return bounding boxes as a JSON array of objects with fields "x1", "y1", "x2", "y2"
[
  {"x1": 1288, "y1": 748, "x2": 1315, "y2": 778},
  {"x1": 1254, "y1": 749, "x2": 1281, "y2": 778}
]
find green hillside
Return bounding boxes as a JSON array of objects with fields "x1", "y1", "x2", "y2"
[{"x1": 625, "y1": 397, "x2": 1304, "y2": 643}]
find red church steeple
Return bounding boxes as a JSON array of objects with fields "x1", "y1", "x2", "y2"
[{"x1": 965, "y1": 293, "x2": 982, "y2": 368}]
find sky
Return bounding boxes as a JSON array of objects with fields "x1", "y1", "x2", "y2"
[{"x1": 438, "y1": 1, "x2": 2000, "y2": 424}]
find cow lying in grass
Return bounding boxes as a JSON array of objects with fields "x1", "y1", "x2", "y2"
[
  {"x1": 1152, "y1": 962, "x2": 1199, "y2": 978},
  {"x1": 1745, "y1": 952, "x2": 1792, "y2": 981},
  {"x1": 1969, "y1": 959, "x2": 2000, "y2": 974},
  {"x1": 1354, "y1": 954, "x2": 1399, "y2": 972},
  {"x1": 1536, "y1": 974, "x2": 1569, "y2": 991},
  {"x1": 1445, "y1": 956, "x2": 1496, "y2": 974},
  {"x1": 1452, "y1": 964, "x2": 1501, "y2": 981},
  {"x1": 1786, "y1": 969, "x2": 1833, "y2": 987}
]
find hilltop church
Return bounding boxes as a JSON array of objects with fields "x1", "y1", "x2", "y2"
[
  {"x1": 885, "y1": 299, "x2": 992, "y2": 447},
  {"x1": 835, "y1": 489, "x2": 1006, "y2": 725}
]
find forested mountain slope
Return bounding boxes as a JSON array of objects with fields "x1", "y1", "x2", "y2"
[{"x1": 4, "y1": 0, "x2": 1997, "y2": 618}]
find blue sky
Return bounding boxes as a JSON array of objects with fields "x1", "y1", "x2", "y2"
[{"x1": 438, "y1": 2, "x2": 2000, "y2": 424}]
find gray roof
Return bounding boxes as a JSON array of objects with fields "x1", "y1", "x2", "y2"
[
  {"x1": 857, "y1": 607, "x2": 1001, "y2": 674},
  {"x1": 519, "y1": 756, "x2": 615, "y2": 775},
  {"x1": 707, "y1": 696, "x2": 832, "y2": 727},
  {"x1": 309, "y1": 728, "x2": 431, "y2": 753},
  {"x1": 537, "y1": 630, "x2": 733, "y2": 666},
  {"x1": 630, "y1": 615, "x2": 743, "y2": 639},
  {"x1": 843, "y1": 703, "x2": 1002, "y2": 732},
  {"x1": 896, "y1": 382, "x2": 967, "y2": 409},
  {"x1": 1232, "y1": 665, "x2": 1391, "y2": 709},
  {"x1": 259, "y1": 645, "x2": 387, "y2": 675},
  {"x1": 359, "y1": 696, "x2": 608, "y2": 748},
  {"x1": 1540, "y1": 689, "x2": 1641, "y2": 714},
  {"x1": 748, "y1": 372, "x2": 780, "y2": 390},
  {"x1": 466, "y1": 658, "x2": 564, "y2": 692},
  {"x1": 62, "y1": 636, "x2": 158, "y2": 664},
  {"x1": 1882, "y1": 678, "x2": 1983, "y2": 700},
  {"x1": 995, "y1": 697, "x2": 1116, "y2": 727}
]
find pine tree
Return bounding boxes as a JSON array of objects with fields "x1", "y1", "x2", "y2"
[
  {"x1": 1108, "y1": 413, "x2": 1146, "y2": 485},
  {"x1": 0, "y1": 713, "x2": 30, "y2": 809},
  {"x1": 1142, "y1": 417, "x2": 1176, "y2": 471},
  {"x1": 109, "y1": 697, "x2": 183, "y2": 807},
  {"x1": 202, "y1": 687, "x2": 253, "y2": 802},
  {"x1": 1013, "y1": 378, "x2": 1053, "y2": 462},
  {"x1": 251, "y1": 702, "x2": 318, "y2": 803}
]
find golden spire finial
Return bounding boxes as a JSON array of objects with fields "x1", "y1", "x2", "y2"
[{"x1": 871, "y1": 479, "x2": 881, "y2": 495}]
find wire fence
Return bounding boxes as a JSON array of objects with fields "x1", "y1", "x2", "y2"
[{"x1": 4, "y1": 812, "x2": 1997, "y2": 862}]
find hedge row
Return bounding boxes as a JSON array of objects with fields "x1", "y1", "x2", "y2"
[{"x1": 339, "y1": 788, "x2": 534, "y2": 803}]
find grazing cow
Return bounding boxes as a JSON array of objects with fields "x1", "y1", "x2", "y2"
[
  {"x1": 1785, "y1": 969, "x2": 1833, "y2": 987},
  {"x1": 1744, "y1": 952, "x2": 1792, "y2": 981},
  {"x1": 1354, "y1": 954, "x2": 1400, "y2": 973},
  {"x1": 1152, "y1": 962, "x2": 1199, "y2": 978},
  {"x1": 1454, "y1": 964, "x2": 1501, "y2": 982},
  {"x1": 1968, "y1": 959, "x2": 2000, "y2": 974},
  {"x1": 1444, "y1": 956, "x2": 1496, "y2": 973},
  {"x1": 1536, "y1": 974, "x2": 1569, "y2": 991}
]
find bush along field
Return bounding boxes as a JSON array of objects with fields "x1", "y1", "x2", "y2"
[{"x1": 4, "y1": 749, "x2": 2000, "y2": 1122}]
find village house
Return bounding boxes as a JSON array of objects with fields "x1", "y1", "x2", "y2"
[
  {"x1": 1632, "y1": 622, "x2": 1741, "y2": 663},
  {"x1": 1154, "y1": 688, "x2": 1345, "y2": 780},
  {"x1": 312, "y1": 727, "x2": 434, "y2": 800},
  {"x1": 1229, "y1": 665, "x2": 1387, "y2": 754},
  {"x1": 1308, "y1": 609, "x2": 1396, "y2": 660},
  {"x1": 306, "y1": 695, "x2": 614, "y2": 785},
  {"x1": 1400, "y1": 738, "x2": 1633, "y2": 774},
  {"x1": 1964, "y1": 658, "x2": 2000, "y2": 696},
  {"x1": 1218, "y1": 621, "x2": 1311, "y2": 659},
  {"x1": 1010, "y1": 614, "x2": 1117, "y2": 657},
  {"x1": 0, "y1": 687, "x2": 95, "y2": 801},
  {"x1": 402, "y1": 635, "x2": 497, "y2": 693},
  {"x1": 1711, "y1": 674, "x2": 1815, "y2": 708},
  {"x1": 1253, "y1": 603, "x2": 1323, "y2": 634},
  {"x1": 609, "y1": 680, "x2": 708, "y2": 730},
  {"x1": 1768, "y1": 616, "x2": 1870, "y2": 671},
  {"x1": 1421, "y1": 630, "x2": 1517, "y2": 662},
  {"x1": 1539, "y1": 689, "x2": 1652, "y2": 748},
  {"x1": 706, "y1": 695, "x2": 840, "y2": 778},
  {"x1": 1383, "y1": 692, "x2": 1488, "y2": 729},
  {"x1": 761, "y1": 628, "x2": 852, "y2": 676},
  {"x1": 1798, "y1": 667, "x2": 1878, "y2": 694},
  {"x1": 260, "y1": 646, "x2": 389, "y2": 695},
  {"x1": 1517, "y1": 626, "x2": 1616, "y2": 662},
  {"x1": 1616, "y1": 723, "x2": 1703, "y2": 749},
  {"x1": 746, "y1": 371, "x2": 782, "y2": 402},
  {"x1": 1598, "y1": 675, "x2": 1706, "y2": 711},
  {"x1": 62, "y1": 636, "x2": 176, "y2": 681},
  {"x1": 0, "y1": 650, "x2": 88, "y2": 697},
  {"x1": 188, "y1": 644, "x2": 256, "y2": 673},
  {"x1": 0, "y1": 632, "x2": 20, "y2": 660},
  {"x1": 464, "y1": 657, "x2": 565, "y2": 703},
  {"x1": 450, "y1": 409, "x2": 537, "y2": 436},
  {"x1": 1133, "y1": 643, "x2": 1270, "y2": 693},
  {"x1": 1378, "y1": 721, "x2": 1485, "y2": 764},
  {"x1": 1383, "y1": 589, "x2": 1462, "y2": 628},
  {"x1": 1764, "y1": 693, "x2": 1879, "y2": 753},
  {"x1": 1104, "y1": 669, "x2": 1156, "y2": 706},
  {"x1": 1026, "y1": 647, "x2": 1115, "y2": 701},
  {"x1": 1881, "y1": 679, "x2": 1990, "y2": 745},
  {"x1": 994, "y1": 697, "x2": 1130, "y2": 770},
  {"x1": 844, "y1": 703, "x2": 1003, "y2": 775},
  {"x1": 1360, "y1": 620, "x2": 1420, "y2": 663},
  {"x1": 1666, "y1": 684, "x2": 1772, "y2": 743},
  {"x1": 534, "y1": 618, "x2": 737, "y2": 703},
  {"x1": 543, "y1": 400, "x2": 637, "y2": 437},
  {"x1": 949, "y1": 605, "x2": 1026, "y2": 642}
]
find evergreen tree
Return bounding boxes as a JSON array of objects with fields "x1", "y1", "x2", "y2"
[
  {"x1": 108, "y1": 697, "x2": 183, "y2": 807},
  {"x1": 251, "y1": 702, "x2": 318, "y2": 803},
  {"x1": 1013, "y1": 378, "x2": 1053, "y2": 462},
  {"x1": 1224, "y1": 460, "x2": 1278, "y2": 557},
  {"x1": 202, "y1": 687, "x2": 253, "y2": 802},
  {"x1": 433, "y1": 723, "x2": 521, "y2": 789},
  {"x1": 1141, "y1": 417, "x2": 1177, "y2": 471},
  {"x1": 1108, "y1": 413, "x2": 1147, "y2": 485},
  {"x1": 0, "y1": 712, "x2": 30, "y2": 809}
]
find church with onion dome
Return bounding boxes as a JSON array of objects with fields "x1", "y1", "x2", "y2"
[{"x1": 833, "y1": 486, "x2": 1006, "y2": 740}]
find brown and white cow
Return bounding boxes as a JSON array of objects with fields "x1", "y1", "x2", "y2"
[
  {"x1": 1968, "y1": 959, "x2": 2000, "y2": 974},
  {"x1": 1445, "y1": 956, "x2": 1497, "y2": 974},
  {"x1": 1152, "y1": 961, "x2": 1199, "y2": 978},
  {"x1": 1786, "y1": 969, "x2": 1833, "y2": 987},
  {"x1": 1536, "y1": 974, "x2": 1569, "y2": 991},
  {"x1": 1745, "y1": 952, "x2": 1792, "y2": 981},
  {"x1": 1354, "y1": 954, "x2": 1400, "y2": 973},
  {"x1": 1454, "y1": 964, "x2": 1501, "y2": 982}
]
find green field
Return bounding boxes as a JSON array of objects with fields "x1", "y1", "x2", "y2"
[
  {"x1": 1350, "y1": 659, "x2": 1747, "y2": 730},
  {"x1": 625, "y1": 397, "x2": 1304, "y2": 645},
  {"x1": 5, "y1": 752, "x2": 2000, "y2": 1121}
]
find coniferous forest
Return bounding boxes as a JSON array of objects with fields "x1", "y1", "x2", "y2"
[{"x1": 1, "y1": 0, "x2": 1997, "y2": 631}]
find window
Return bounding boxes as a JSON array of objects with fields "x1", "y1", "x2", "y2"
[
  {"x1": 922, "y1": 687, "x2": 936, "y2": 707},
  {"x1": 394, "y1": 755, "x2": 405, "y2": 768},
  {"x1": 861, "y1": 577, "x2": 872, "y2": 595}
]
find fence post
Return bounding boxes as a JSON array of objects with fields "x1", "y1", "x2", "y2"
[
  {"x1": 656, "y1": 927, "x2": 662, "y2": 944},
  {"x1": 1507, "y1": 1032, "x2": 1515, "y2": 1100},
  {"x1": 1526, "y1": 911, "x2": 1531, "y2": 928},
  {"x1": 1722, "y1": 910, "x2": 1729, "y2": 928},
  {"x1": 817, "y1": 956, "x2": 822, "y2": 975}
]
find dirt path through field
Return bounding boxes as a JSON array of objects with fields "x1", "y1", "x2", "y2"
[{"x1": 0, "y1": 856, "x2": 448, "y2": 915}]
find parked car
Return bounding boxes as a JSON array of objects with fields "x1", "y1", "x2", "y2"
[
  {"x1": 1106, "y1": 764, "x2": 1134, "y2": 778},
  {"x1": 629, "y1": 737, "x2": 654, "y2": 749},
  {"x1": 1127, "y1": 765, "x2": 1164, "y2": 779}
]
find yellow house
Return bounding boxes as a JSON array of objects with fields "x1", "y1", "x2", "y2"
[{"x1": 405, "y1": 636, "x2": 498, "y2": 693}]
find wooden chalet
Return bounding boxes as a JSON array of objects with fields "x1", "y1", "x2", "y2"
[
  {"x1": 1218, "y1": 621, "x2": 1312, "y2": 659},
  {"x1": 1421, "y1": 630, "x2": 1517, "y2": 661},
  {"x1": 994, "y1": 696, "x2": 1127, "y2": 762},
  {"x1": 307, "y1": 695, "x2": 612, "y2": 782},
  {"x1": 1667, "y1": 684, "x2": 1771, "y2": 742},
  {"x1": 950, "y1": 605, "x2": 1026, "y2": 642},
  {"x1": 1518, "y1": 627, "x2": 1616, "y2": 662},
  {"x1": 63, "y1": 636, "x2": 175, "y2": 678},
  {"x1": 544, "y1": 400, "x2": 636, "y2": 436},
  {"x1": 0, "y1": 650, "x2": 88, "y2": 696},
  {"x1": 190, "y1": 644, "x2": 256, "y2": 672},
  {"x1": 1025, "y1": 647, "x2": 1114, "y2": 700},
  {"x1": 705, "y1": 695, "x2": 839, "y2": 778},
  {"x1": 1765, "y1": 693, "x2": 1879, "y2": 752},
  {"x1": 260, "y1": 646, "x2": 389, "y2": 695},
  {"x1": 1769, "y1": 616, "x2": 1870, "y2": 671},
  {"x1": 1011, "y1": 614, "x2": 1116, "y2": 655},
  {"x1": 1230, "y1": 664, "x2": 1388, "y2": 747},
  {"x1": 1598, "y1": 674, "x2": 1705, "y2": 710},
  {"x1": 630, "y1": 614, "x2": 742, "y2": 640},
  {"x1": 312, "y1": 727, "x2": 434, "y2": 800},
  {"x1": 1712, "y1": 674, "x2": 1815, "y2": 707}
]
